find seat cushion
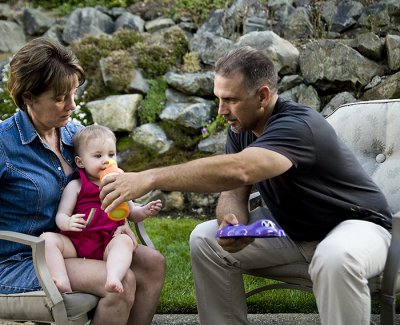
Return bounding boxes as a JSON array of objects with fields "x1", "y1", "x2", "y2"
[
  {"x1": 327, "y1": 99, "x2": 400, "y2": 213},
  {"x1": 0, "y1": 291, "x2": 99, "y2": 323}
]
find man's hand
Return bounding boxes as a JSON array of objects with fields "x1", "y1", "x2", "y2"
[
  {"x1": 100, "y1": 172, "x2": 152, "y2": 213},
  {"x1": 217, "y1": 213, "x2": 254, "y2": 253}
]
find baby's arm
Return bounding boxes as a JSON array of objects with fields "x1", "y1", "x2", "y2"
[
  {"x1": 56, "y1": 180, "x2": 86, "y2": 231},
  {"x1": 128, "y1": 199, "x2": 163, "y2": 223}
]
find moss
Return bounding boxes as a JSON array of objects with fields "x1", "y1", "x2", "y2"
[
  {"x1": 182, "y1": 52, "x2": 201, "y2": 73},
  {"x1": 163, "y1": 26, "x2": 188, "y2": 59},
  {"x1": 160, "y1": 121, "x2": 202, "y2": 149},
  {"x1": 202, "y1": 114, "x2": 228, "y2": 137},
  {"x1": 133, "y1": 27, "x2": 188, "y2": 79},
  {"x1": 134, "y1": 42, "x2": 176, "y2": 79},
  {"x1": 102, "y1": 50, "x2": 135, "y2": 92},
  {"x1": 168, "y1": 0, "x2": 233, "y2": 27},
  {"x1": 113, "y1": 28, "x2": 144, "y2": 49},
  {"x1": 0, "y1": 64, "x2": 17, "y2": 120},
  {"x1": 138, "y1": 77, "x2": 167, "y2": 124},
  {"x1": 70, "y1": 35, "x2": 120, "y2": 74},
  {"x1": 118, "y1": 139, "x2": 212, "y2": 172}
]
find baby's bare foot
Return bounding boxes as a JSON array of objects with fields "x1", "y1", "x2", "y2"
[{"x1": 105, "y1": 278, "x2": 124, "y2": 293}]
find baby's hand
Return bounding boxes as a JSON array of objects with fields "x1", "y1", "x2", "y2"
[
  {"x1": 144, "y1": 199, "x2": 163, "y2": 217},
  {"x1": 67, "y1": 214, "x2": 87, "y2": 231}
]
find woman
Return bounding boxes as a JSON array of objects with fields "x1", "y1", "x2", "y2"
[{"x1": 0, "y1": 37, "x2": 165, "y2": 325}]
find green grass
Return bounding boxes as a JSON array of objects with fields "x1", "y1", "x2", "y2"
[
  {"x1": 140, "y1": 217, "x2": 397, "y2": 314},
  {"x1": 141, "y1": 216, "x2": 318, "y2": 314}
]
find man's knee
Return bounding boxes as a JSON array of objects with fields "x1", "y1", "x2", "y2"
[
  {"x1": 189, "y1": 221, "x2": 216, "y2": 259},
  {"x1": 309, "y1": 245, "x2": 361, "y2": 282}
]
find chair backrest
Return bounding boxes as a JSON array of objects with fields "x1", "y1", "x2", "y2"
[{"x1": 326, "y1": 99, "x2": 400, "y2": 214}]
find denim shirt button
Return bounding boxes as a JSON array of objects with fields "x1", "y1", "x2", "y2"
[{"x1": 57, "y1": 166, "x2": 62, "y2": 171}]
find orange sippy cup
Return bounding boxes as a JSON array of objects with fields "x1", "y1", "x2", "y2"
[{"x1": 99, "y1": 159, "x2": 130, "y2": 221}]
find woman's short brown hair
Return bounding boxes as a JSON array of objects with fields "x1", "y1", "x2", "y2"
[{"x1": 7, "y1": 37, "x2": 85, "y2": 110}]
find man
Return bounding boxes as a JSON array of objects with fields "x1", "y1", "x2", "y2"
[{"x1": 100, "y1": 46, "x2": 392, "y2": 325}]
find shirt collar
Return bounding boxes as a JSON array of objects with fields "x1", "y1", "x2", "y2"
[{"x1": 15, "y1": 110, "x2": 74, "y2": 147}]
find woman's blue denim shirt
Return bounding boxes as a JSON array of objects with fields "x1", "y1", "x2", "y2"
[{"x1": 0, "y1": 110, "x2": 82, "y2": 262}]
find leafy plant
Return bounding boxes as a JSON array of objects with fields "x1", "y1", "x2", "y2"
[
  {"x1": 0, "y1": 62, "x2": 17, "y2": 121},
  {"x1": 168, "y1": 0, "x2": 232, "y2": 27},
  {"x1": 201, "y1": 114, "x2": 228, "y2": 138},
  {"x1": 138, "y1": 77, "x2": 167, "y2": 124}
]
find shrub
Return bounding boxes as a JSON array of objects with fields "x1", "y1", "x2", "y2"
[
  {"x1": 201, "y1": 114, "x2": 228, "y2": 138},
  {"x1": 182, "y1": 52, "x2": 201, "y2": 73},
  {"x1": 0, "y1": 63, "x2": 17, "y2": 121},
  {"x1": 101, "y1": 50, "x2": 135, "y2": 92},
  {"x1": 138, "y1": 77, "x2": 167, "y2": 124}
]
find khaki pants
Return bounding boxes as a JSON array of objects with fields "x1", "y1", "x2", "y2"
[{"x1": 189, "y1": 215, "x2": 390, "y2": 325}]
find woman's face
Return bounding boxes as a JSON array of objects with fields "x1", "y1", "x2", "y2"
[{"x1": 24, "y1": 79, "x2": 79, "y2": 131}]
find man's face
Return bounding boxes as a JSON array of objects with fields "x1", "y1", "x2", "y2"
[{"x1": 214, "y1": 72, "x2": 263, "y2": 134}]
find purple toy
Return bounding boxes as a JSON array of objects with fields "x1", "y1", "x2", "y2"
[{"x1": 215, "y1": 219, "x2": 286, "y2": 238}]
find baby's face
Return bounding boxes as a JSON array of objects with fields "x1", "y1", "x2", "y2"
[{"x1": 77, "y1": 137, "x2": 117, "y2": 183}]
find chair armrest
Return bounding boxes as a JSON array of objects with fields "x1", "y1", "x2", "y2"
[
  {"x1": 0, "y1": 231, "x2": 64, "y2": 306},
  {"x1": 381, "y1": 213, "x2": 400, "y2": 295},
  {"x1": 248, "y1": 191, "x2": 261, "y2": 211},
  {"x1": 134, "y1": 221, "x2": 155, "y2": 249}
]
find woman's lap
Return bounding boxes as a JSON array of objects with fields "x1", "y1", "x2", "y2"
[{"x1": 0, "y1": 256, "x2": 41, "y2": 294}]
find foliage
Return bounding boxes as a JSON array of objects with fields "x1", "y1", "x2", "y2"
[
  {"x1": 32, "y1": 0, "x2": 137, "y2": 16},
  {"x1": 118, "y1": 138, "x2": 211, "y2": 172},
  {"x1": 134, "y1": 27, "x2": 188, "y2": 79},
  {"x1": 182, "y1": 52, "x2": 201, "y2": 73},
  {"x1": 0, "y1": 62, "x2": 17, "y2": 121},
  {"x1": 113, "y1": 28, "x2": 144, "y2": 49},
  {"x1": 70, "y1": 35, "x2": 121, "y2": 74},
  {"x1": 168, "y1": 0, "x2": 232, "y2": 27},
  {"x1": 138, "y1": 77, "x2": 167, "y2": 124},
  {"x1": 31, "y1": 0, "x2": 233, "y2": 27},
  {"x1": 101, "y1": 50, "x2": 135, "y2": 92},
  {"x1": 70, "y1": 89, "x2": 94, "y2": 126},
  {"x1": 201, "y1": 114, "x2": 228, "y2": 138},
  {"x1": 160, "y1": 121, "x2": 202, "y2": 149},
  {"x1": 70, "y1": 31, "x2": 143, "y2": 100}
]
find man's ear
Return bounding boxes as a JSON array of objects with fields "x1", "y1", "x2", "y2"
[
  {"x1": 75, "y1": 156, "x2": 84, "y2": 168},
  {"x1": 258, "y1": 86, "x2": 271, "y2": 107}
]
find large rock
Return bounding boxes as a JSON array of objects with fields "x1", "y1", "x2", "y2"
[
  {"x1": 236, "y1": 31, "x2": 299, "y2": 75},
  {"x1": 63, "y1": 7, "x2": 115, "y2": 44},
  {"x1": 86, "y1": 94, "x2": 141, "y2": 132},
  {"x1": 300, "y1": 39, "x2": 385, "y2": 91}
]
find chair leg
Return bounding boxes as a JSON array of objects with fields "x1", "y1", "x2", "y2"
[{"x1": 379, "y1": 293, "x2": 395, "y2": 325}]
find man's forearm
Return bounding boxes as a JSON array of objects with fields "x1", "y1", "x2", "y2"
[
  {"x1": 216, "y1": 187, "x2": 251, "y2": 224},
  {"x1": 148, "y1": 154, "x2": 249, "y2": 193}
]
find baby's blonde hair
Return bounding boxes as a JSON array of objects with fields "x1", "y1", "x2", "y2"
[{"x1": 73, "y1": 124, "x2": 116, "y2": 156}]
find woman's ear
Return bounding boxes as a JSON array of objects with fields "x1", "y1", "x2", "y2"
[
  {"x1": 75, "y1": 156, "x2": 84, "y2": 168},
  {"x1": 22, "y1": 92, "x2": 33, "y2": 108}
]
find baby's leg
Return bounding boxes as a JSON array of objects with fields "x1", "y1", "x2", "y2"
[
  {"x1": 103, "y1": 233, "x2": 134, "y2": 293},
  {"x1": 40, "y1": 232, "x2": 77, "y2": 293}
]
